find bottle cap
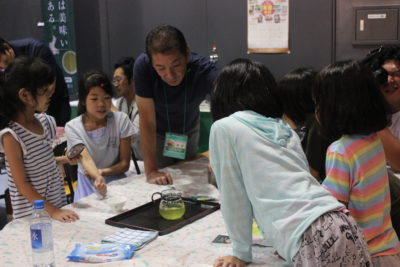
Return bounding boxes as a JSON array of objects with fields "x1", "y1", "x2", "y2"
[{"x1": 33, "y1": 200, "x2": 45, "y2": 210}]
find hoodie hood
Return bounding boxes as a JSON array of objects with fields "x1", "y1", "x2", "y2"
[{"x1": 231, "y1": 111, "x2": 292, "y2": 147}]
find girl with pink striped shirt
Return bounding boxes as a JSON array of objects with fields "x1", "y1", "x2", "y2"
[{"x1": 313, "y1": 60, "x2": 400, "y2": 266}]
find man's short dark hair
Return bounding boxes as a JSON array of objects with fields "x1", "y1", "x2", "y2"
[
  {"x1": 211, "y1": 58, "x2": 282, "y2": 121},
  {"x1": 145, "y1": 25, "x2": 188, "y2": 57},
  {"x1": 113, "y1": 57, "x2": 135, "y2": 83},
  {"x1": 278, "y1": 68, "x2": 316, "y2": 126},
  {"x1": 312, "y1": 60, "x2": 390, "y2": 140},
  {"x1": 0, "y1": 37, "x2": 9, "y2": 54}
]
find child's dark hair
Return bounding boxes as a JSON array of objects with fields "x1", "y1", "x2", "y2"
[
  {"x1": 113, "y1": 57, "x2": 135, "y2": 83},
  {"x1": 362, "y1": 45, "x2": 400, "y2": 71},
  {"x1": 211, "y1": 58, "x2": 282, "y2": 121},
  {"x1": 278, "y1": 68, "x2": 317, "y2": 126},
  {"x1": 0, "y1": 56, "x2": 54, "y2": 129},
  {"x1": 313, "y1": 60, "x2": 390, "y2": 140},
  {"x1": 77, "y1": 71, "x2": 113, "y2": 115}
]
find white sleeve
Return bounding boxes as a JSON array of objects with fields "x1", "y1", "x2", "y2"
[
  {"x1": 65, "y1": 119, "x2": 85, "y2": 150},
  {"x1": 116, "y1": 112, "x2": 137, "y2": 138},
  {"x1": 0, "y1": 128, "x2": 27, "y2": 156},
  {"x1": 209, "y1": 120, "x2": 253, "y2": 262}
]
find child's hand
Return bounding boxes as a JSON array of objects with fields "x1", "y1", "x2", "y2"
[
  {"x1": 51, "y1": 208, "x2": 79, "y2": 223},
  {"x1": 94, "y1": 176, "x2": 107, "y2": 196},
  {"x1": 214, "y1": 256, "x2": 246, "y2": 267}
]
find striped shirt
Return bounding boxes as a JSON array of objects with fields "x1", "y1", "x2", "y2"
[
  {"x1": 0, "y1": 114, "x2": 66, "y2": 219},
  {"x1": 322, "y1": 134, "x2": 400, "y2": 256}
]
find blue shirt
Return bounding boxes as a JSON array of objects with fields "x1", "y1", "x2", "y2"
[
  {"x1": 134, "y1": 52, "x2": 218, "y2": 135},
  {"x1": 209, "y1": 111, "x2": 343, "y2": 262}
]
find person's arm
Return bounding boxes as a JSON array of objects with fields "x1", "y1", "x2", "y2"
[
  {"x1": 136, "y1": 95, "x2": 172, "y2": 185},
  {"x1": 377, "y1": 127, "x2": 400, "y2": 171},
  {"x1": 2, "y1": 133, "x2": 79, "y2": 222},
  {"x1": 79, "y1": 148, "x2": 106, "y2": 196},
  {"x1": 209, "y1": 121, "x2": 253, "y2": 263},
  {"x1": 55, "y1": 155, "x2": 80, "y2": 165},
  {"x1": 321, "y1": 148, "x2": 351, "y2": 204},
  {"x1": 64, "y1": 118, "x2": 106, "y2": 193},
  {"x1": 99, "y1": 136, "x2": 131, "y2": 176}
]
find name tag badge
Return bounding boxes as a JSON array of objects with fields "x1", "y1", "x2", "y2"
[{"x1": 163, "y1": 132, "x2": 188, "y2": 160}]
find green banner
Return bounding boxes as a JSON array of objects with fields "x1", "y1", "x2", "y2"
[{"x1": 41, "y1": 0, "x2": 78, "y2": 99}]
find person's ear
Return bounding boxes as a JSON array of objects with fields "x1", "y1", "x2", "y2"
[
  {"x1": 3, "y1": 43, "x2": 15, "y2": 60},
  {"x1": 3, "y1": 43, "x2": 11, "y2": 51},
  {"x1": 18, "y1": 88, "x2": 34, "y2": 104}
]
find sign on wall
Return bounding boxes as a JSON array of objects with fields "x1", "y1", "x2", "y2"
[
  {"x1": 247, "y1": 0, "x2": 290, "y2": 53},
  {"x1": 42, "y1": 0, "x2": 78, "y2": 98}
]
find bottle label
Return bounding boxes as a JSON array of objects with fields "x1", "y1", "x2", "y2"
[{"x1": 31, "y1": 229, "x2": 43, "y2": 249}]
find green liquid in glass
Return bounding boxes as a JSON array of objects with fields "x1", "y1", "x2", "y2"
[{"x1": 159, "y1": 203, "x2": 185, "y2": 220}]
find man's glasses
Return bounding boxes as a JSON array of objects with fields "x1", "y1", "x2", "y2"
[
  {"x1": 388, "y1": 69, "x2": 400, "y2": 78},
  {"x1": 112, "y1": 76, "x2": 125, "y2": 85}
]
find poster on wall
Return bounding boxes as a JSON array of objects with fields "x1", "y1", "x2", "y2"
[
  {"x1": 42, "y1": 0, "x2": 78, "y2": 99},
  {"x1": 247, "y1": 0, "x2": 289, "y2": 53}
]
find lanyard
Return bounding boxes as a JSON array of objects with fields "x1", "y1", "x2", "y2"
[
  {"x1": 128, "y1": 104, "x2": 138, "y2": 122},
  {"x1": 162, "y1": 77, "x2": 188, "y2": 134},
  {"x1": 128, "y1": 105, "x2": 133, "y2": 119}
]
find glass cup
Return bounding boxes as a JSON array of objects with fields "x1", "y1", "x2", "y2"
[{"x1": 151, "y1": 189, "x2": 186, "y2": 220}]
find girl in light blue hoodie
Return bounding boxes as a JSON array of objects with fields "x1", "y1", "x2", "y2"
[{"x1": 209, "y1": 59, "x2": 371, "y2": 267}]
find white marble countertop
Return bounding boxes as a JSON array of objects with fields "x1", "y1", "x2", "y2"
[{"x1": 0, "y1": 157, "x2": 288, "y2": 267}]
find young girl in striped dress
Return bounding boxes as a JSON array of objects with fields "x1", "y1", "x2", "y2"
[
  {"x1": 314, "y1": 60, "x2": 400, "y2": 266},
  {"x1": 0, "y1": 57, "x2": 79, "y2": 222}
]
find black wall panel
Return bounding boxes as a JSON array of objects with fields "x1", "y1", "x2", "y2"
[
  {"x1": 99, "y1": 0, "x2": 335, "y2": 79},
  {"x1": 0, "y1": 0, "x2": 43, "y2": 40},
  {"x1": 2, "y1": 0, "x2": 369, "y2": 81},
  {"x1": 335, "y1": 0, "x2": 400, "y2": 61}
]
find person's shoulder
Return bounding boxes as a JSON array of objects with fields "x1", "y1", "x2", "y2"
[
  {"x1": 211, "y1": 116, "x2": 238, "y2": 132},
  {"x1": 12, "y1": 38, "x2": 46, "y2": 47},
  {"x1": 189, "y1": 52, "x2": 215, "y2": 70},
  {"x1": 113, "y1": 97, "x2": 124, "y2": 108},
  {"x1": 109, "y1": 111, "x2": 129, "y2": 121},
  {"x1": 134, "y1": 53, "x2": 151, "y2": 68},
  {"x1": 111, "y1": 110, "x2": 125, "y2": 118},
  {"x1": 65, "y1": 115, "x2": 82, "y2": 129},
  {"x1": 27, "y1": 38, "x2": 45, "y2": 45},
  {"x1": 133, "y1": 53, "x2": 154, "y2": 76},
  {"x1": 189, "y1": 53, "x2": 218, "y2": 84},
  {"x1": 328, "y1": 135, "x2": 366, "y2": 155},
  {"x1": 36, "y1": 113, "x2": 56, "y2": 124}
]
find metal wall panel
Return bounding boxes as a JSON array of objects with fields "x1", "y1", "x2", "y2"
[{"x1": 335, "y1": 0, "x2": 400, "y2": 61}]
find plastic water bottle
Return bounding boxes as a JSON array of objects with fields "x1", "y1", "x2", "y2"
[
  {"x1": 209, "y1": 45, "x2": 219, "y2": 64},
  {"x1": 30, "y1": 200, "x2": 55, "y2": 267}
]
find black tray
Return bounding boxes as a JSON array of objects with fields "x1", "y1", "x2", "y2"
[{"x1": 105, "y1": 198, "x2": 220, "y2": 235}]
